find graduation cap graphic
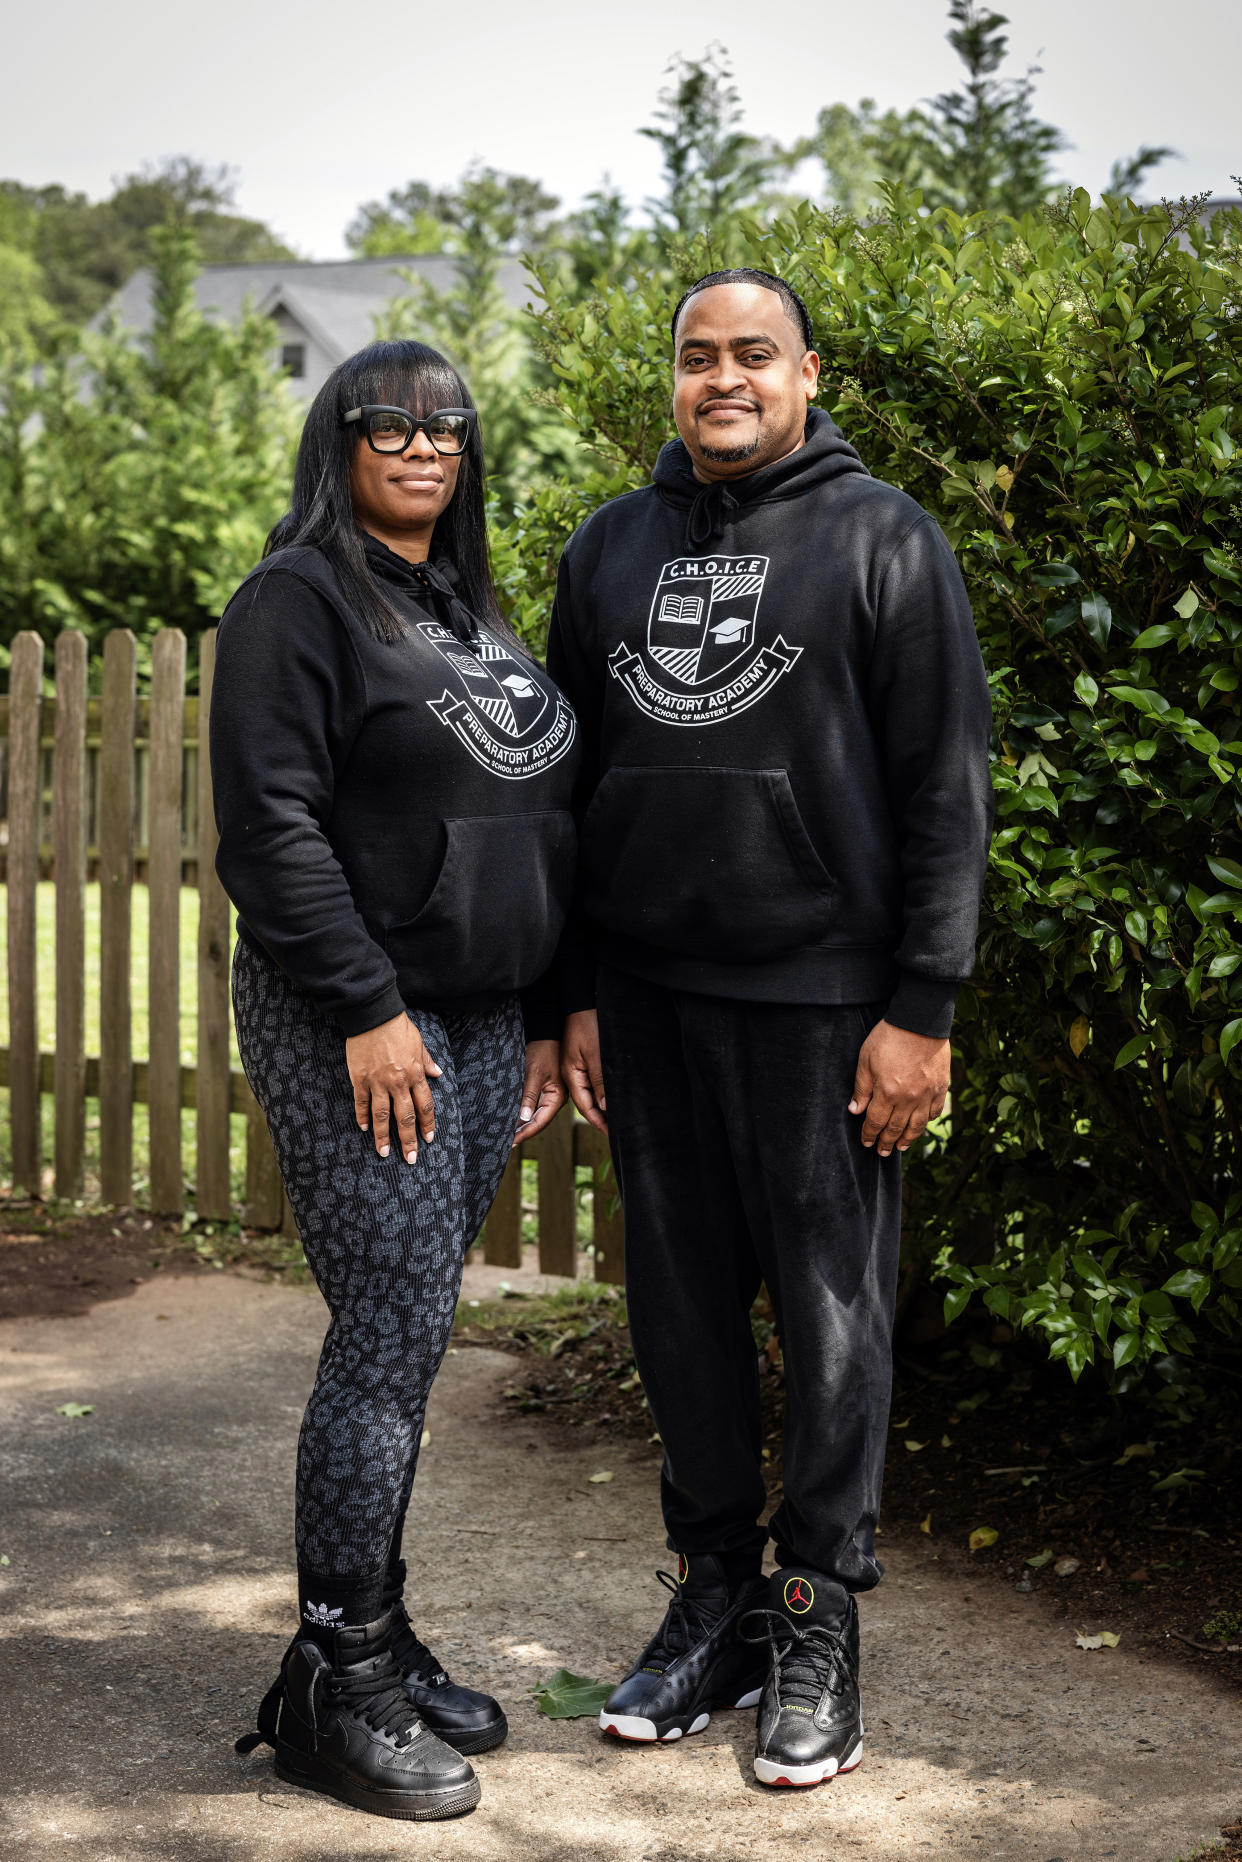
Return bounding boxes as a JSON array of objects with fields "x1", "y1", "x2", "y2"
[{"x1": 711, "y1": 617, "x2": 750, "y2": 644}]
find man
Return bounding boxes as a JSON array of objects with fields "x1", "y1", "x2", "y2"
[{"x1": 547, "y1": 268, "x2": 992, "y2": 1790}]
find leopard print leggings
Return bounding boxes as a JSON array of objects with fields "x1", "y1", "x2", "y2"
[{"x1": 232, "y1": 938, "x2": 524, "y2": 1583}]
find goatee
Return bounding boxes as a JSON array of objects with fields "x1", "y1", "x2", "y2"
[{"x1": 698, "y1": 437, "x2": 761, "y2": 463}]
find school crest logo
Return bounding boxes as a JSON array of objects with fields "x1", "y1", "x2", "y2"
[
  {"x1": 422, "y1": 623, "x2": 576, "y2": 779},
  {"x1": 609, "y1": 555, "x2": 800, "y2": 726}
]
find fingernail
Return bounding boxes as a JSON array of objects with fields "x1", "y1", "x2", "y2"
[
  {"x1": 405, "y1": 1149, "x2": 417, "y2": 1164},
  {"x1": 379, "y1": 1144, "x2": 390, "y2": 1158},
  {"x1": 520, "y1": 1104, "x2": 533, "y2": 1122}
]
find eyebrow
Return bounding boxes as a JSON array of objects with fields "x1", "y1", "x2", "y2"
[{"x1": 677, "y1": 332, "x2": 781, "y2": 359}]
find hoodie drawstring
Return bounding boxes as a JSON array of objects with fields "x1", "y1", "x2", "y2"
[
  {"x1": 685, "y1": 481, "x2": 740, "y2": 551},
  {"x1": 405, "y1": 560, "x2": 483, "y2": 650}
]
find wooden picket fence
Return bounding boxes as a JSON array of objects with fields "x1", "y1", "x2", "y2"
[{"x1": 0, "y1": 626, "x2": 623, "y2": 1282}]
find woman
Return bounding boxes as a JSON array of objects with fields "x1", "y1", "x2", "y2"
[{"x1": 213, "y1": 340, "x2": 578, "y2": 1822}]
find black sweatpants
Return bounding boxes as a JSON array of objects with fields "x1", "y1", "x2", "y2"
[
  {"x1": 232, "y1": 939, "x2": 524, "y2": 1615},
  {"x1": 597, "y1": 965, "x2": 902, "y2": 1592}
]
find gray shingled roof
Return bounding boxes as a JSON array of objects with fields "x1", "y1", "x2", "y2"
[{"x1": 96, "y1": 254, "x2": 534, "y2": 358}]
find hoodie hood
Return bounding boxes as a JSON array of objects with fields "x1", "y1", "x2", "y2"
[{"x1": 651, "y1": 406, "x2": 870, "y2": 550}]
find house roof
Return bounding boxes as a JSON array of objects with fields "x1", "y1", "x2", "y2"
[{"x1": 96, "y1": 254, "x2": 534, "y2": 359}]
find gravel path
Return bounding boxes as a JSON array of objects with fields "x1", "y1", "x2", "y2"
[{"x1": 1, "y1": 1266, "x2": 1238, "y2": 1862}]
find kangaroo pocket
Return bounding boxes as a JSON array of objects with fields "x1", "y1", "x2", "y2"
[
  {"x1": 582, "y1": 767, "x2": 836, "y2": 963},
  {"x1": 384, "y1": 811, "x2": 575, "y2": 997}
]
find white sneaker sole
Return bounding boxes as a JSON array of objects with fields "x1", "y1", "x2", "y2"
[
  {"x1": 599, "y1": 1690, "x2": 761, "y2": 1745},
  {"x1": 754, "y1": 1737, "x2": 863, "y2": 1788}
]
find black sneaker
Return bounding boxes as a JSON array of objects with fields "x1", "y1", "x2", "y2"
[
  {"x1": 599, "y1": 1552, "x2": 767, "y2": 1744},
  {"x1": 742, "y1": 1567, "x2": 863, "y2": 1788},
  {"x1": 388, "y1": 1593, "x2": 508, "y2": 1755},
  {"x1": 235, "y1": 1610, "x2": 480, "y2": 1821}
]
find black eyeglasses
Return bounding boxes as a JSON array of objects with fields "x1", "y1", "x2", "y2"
[{"x1": 341, "y1": 405, "x2": 476, "y2": 456}]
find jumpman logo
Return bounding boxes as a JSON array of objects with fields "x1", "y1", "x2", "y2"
[{"x1": 783, "y1": 1575, "x2": 815, "y2": 1614}]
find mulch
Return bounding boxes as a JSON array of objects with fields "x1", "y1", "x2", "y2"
[
  {"x1": 0, "y1": 1204, "x2": 204, "y2": 1319},
  {"x1": 454, "y1": 1290, "x2": 1242, "y2": 1708}
]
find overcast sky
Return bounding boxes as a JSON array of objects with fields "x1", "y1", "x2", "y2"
[{"x1": 4, "y1": 0, "x2": 1237, "y2": 258}]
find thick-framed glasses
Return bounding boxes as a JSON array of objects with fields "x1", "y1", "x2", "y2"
[{"x1": 341, "y1": 405, "x2": 476, "y2": 456}]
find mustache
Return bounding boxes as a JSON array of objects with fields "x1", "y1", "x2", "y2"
[{"x1": 696, "y1": 397, "x2": 762, "y2": 415}]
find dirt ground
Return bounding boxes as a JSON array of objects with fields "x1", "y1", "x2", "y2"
[{"x1": 1, "y1": 1230, "x2": 1241, "y2": 1861}]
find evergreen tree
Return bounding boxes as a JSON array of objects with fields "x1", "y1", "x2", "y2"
[{"x1": 640, "y1": 46, "x2": 777, "y2": 244}]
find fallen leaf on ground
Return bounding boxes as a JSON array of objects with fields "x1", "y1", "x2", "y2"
[
  {"x1": 1115, "y1": 1441, "x2": 1155, "y2": 1465},
  {"x1": 420, "y1": 1431, "x2": 431, "y2": 1448},
  {"x1": 1026, "y1": 1550, "x2": 1053, "y2": 1568},
  {"x1": 1075, "y1": 1629, "x2": 1121, "y2": 1651},
  {"x1": 940, "y1": 1434, "x2": 952, "y2": 1448},
  {"x1": 56, "y1": 1403, "x2": 94, "y2": 1419},
  {"x1": 588, "y1": 1471, "x2": 614, "y2": 1484},
  {"x1": 0, "y1": 1555, "x2": 9, "y2": 1567},
  {"x1": 532, "y1": 1669, "x2": 613, "y2": 1719},
  {"x1": 904, "y1": 1439, "x2": 926, "y2": 1454},
  {"x1": 969, "y1": 1527, "x2": 999, "y2": 1552},
  {"x1": 892, "y1": 1417, "x2": 911, "y2": 1429},
  {"x1": 920, "y1": 1514, "x2": 932, "y2": 1535}
]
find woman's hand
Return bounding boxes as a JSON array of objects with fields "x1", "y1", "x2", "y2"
[
  {"x1": 513, "y1": 1039, "x2": 566, "y2": 1146},
  {"x1": 346, "y1": 1012, "x2": 443, "y2": 1164}
]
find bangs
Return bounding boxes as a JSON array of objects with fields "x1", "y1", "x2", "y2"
[{"x1": 337, "y1": 340, "x2": 473, "y2": 419}]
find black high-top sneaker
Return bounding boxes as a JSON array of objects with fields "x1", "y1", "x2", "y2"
[
  {"x1": 235, "y1": 1610, "x2": 480, "y2": 1821},
  {"x1": 599, "y1": 1552, "x2": 767, "y2": 1743},
  {"x1": 742, "y1": 1567, "x2": 863, "y2": 1788},
  {"x1": 387, "y1": 1590, "x2": 508, "y2": 1755}
]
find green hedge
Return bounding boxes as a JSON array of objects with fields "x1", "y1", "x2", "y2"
[{"x1": 496, "y1": 189, "x2": 1242, "y2": 1383}]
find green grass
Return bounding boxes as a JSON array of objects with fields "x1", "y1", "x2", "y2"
[{"x1": 0, "y1": 882, "x2": 247, "y2": 1207}]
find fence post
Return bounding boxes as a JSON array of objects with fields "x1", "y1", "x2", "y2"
[
  {"x1": 53, "y1": 631, "x2": 88, "y2": 1199},
  {"x1": 7, "y1": 633, "x2": 44, "y2": 1196},
  {"x1": 195, "y1": 628, "x2": 232, "y2": 1220},
  {"x1": 536, "y1": 1115, "x2": 577, "y2": 1278},
  {"x1": 147, "y1": 629, "x2": 186, "y2": 1215},
  {"x1": 574, "y1": 1123, "x2": 625, "y2": 1285},
  {"x1": 99, "y1": 630, "x2": 136, "y2": 1206},
  {"x1": 483, "y1": 1153, "x2": 523, "y2": 1267},
  {"x1": 244, "y1": 1088, "x2": 284, "y2": 1229}
]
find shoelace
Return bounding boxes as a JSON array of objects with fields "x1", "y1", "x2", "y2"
[
  {"x1": 643, "y1": 1568, "x2": 727, "y2": 1669},
  {"x1": 388, "y1": 1599, "x2": 449, "y2": 1688},
  {"x1": 327, "y1": 1651, "x2": 428, "y2": 1745},
  {"x1": 740, "y1": 1607, "x2": 857, "y2": 1712}
]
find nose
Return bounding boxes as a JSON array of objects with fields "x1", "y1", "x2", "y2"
[
  {"x1": 704, "y1": 355, "x2": 748, "y2": 395},
  {"x1": 401, "y1": 429, "x2": 438, "y2": 460}
]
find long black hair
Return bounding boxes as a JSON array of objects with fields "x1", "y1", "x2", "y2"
[{"x1": 266, "y1": 339, "x2": 505, "y2": 645}]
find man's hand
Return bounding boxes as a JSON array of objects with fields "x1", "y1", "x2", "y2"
[
  {"x1": 346, "y1": 1012, "x2": 442, "y2": 1164},
  {"x1": 562, "y1": 1009, "x2": 607, "y2": 1132},
  {"x1": 849, "y1": 1020, "x2": 950, "y2": 1157},
  {"x1": 513, "y1": 1039, "x2": 567, "y2": 1146}
]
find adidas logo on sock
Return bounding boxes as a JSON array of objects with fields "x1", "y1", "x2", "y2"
[{"x1": 303, "y1": 1600, "x2": 345, "y2": 1627}]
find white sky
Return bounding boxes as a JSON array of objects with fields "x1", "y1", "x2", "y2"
[{"x1": 4, "y1": 0, "x2": 1237, "y2": 258}]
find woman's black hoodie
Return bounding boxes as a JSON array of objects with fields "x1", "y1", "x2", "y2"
[
  {"x1": 211, "y1": 538, "x2": 578, "y2": 1037},
  {"x1": 545, "y1": 408, "x2": 993, "y2": 1039}
]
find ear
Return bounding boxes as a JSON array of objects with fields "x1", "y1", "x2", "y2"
[{"x1": 802, "y1": 350, "x2": 821, "y2": 400}]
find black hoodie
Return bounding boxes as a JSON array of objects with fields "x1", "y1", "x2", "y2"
[
  {"x1": 211, "y1": 538, "x2": 579, "y2": 1037},
  {"x1": 545, "y1": 408, "x2": 994, "y2": 1039}
]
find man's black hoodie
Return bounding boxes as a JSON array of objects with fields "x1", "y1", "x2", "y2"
[{"x1": 545, "y1": 408, "x2": 994, "y2": 1039}]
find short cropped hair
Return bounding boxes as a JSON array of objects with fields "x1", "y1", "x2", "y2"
[{"x1": 670, "y1": 268, "x2": 814, "y2": 352}]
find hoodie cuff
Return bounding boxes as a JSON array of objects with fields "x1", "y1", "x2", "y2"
[
  {"x1": 884, "y1": 974, "x2": 959, "y2": 1040},
  {"x1": 335, "y1": 980, "x2": 409, "y2": 1038}
]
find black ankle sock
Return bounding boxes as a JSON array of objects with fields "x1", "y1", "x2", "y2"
[
  {"x1": 297, "y1": 1568, "x2": 389, "y2": 1654},
  {"x1": 719, "y1": 1548, "x2": 765, "y2": 1595}
]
